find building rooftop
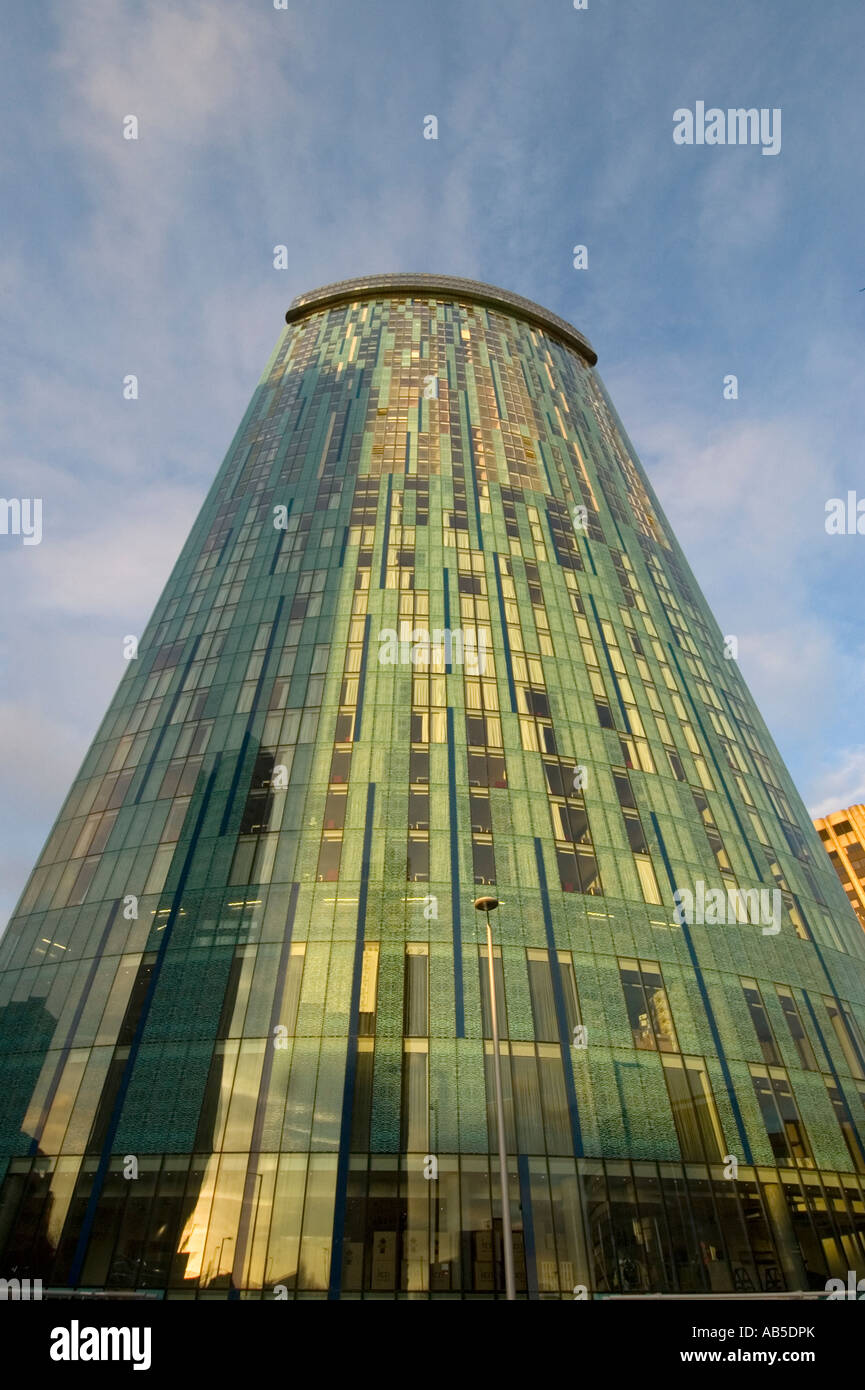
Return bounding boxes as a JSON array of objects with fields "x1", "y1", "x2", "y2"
[{"x1": 286, "y1": 272, "x2": 598, "y2": 366}]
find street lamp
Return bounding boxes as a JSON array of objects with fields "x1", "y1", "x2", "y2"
[{"x1": 474, "y1": 894, "x2": 516, "y2": 1301}]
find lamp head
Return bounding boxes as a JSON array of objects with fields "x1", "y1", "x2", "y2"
[{"x1": 474, "y1": 896, "x2": 499, "y2": 913}]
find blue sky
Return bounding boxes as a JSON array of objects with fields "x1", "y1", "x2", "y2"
[{"x1": 1, "y1": 0, "x2": 864, "y2": 928}]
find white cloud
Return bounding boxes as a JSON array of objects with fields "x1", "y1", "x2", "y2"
[
  {"x1": 2, "y1": 483, "x2": 203, "y2": 618},
  {"x1": 605, "y1": 361, "x2": 860, "y2": 751},
  {"x1": 807, "y1": 748, "x2": 865, "y2": 818}
]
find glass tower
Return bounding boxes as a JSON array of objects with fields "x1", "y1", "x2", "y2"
[{"x1": 3, "y1": 273, "x2": 865, "y2": 1300}]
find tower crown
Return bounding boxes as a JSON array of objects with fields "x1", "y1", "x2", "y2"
[{"x1": 286, "y1": 272, "x2": 598, "y2": 366}]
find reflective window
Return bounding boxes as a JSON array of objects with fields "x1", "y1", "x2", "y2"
[
  {"x1": 662, "y1": 1055, "x2": 725, "y2": 1162},
  {"x1": 741, "y1": 978, "x2": 781, "y2": 1065},
  {"x1": 619, "y1": 959, "x2": 678, "y2": 1052},
  {"x1": 478, "y1": 946, "x2": 508, "y2": 1040},
  {"x1": 472, "y1": 836, "x2": 496, "y2": 886},
  {"x1": 403, "y1": 945, "x2": 429, "y2": 1037},
  {"x1": 776, "y1": 986, "x2": 818, "y2": 1071},
  {"x1": 825, "y1": 1079, "x2": 865, "y2": 1174},
  {"x1": 750, "y1": 1066, "x2": 814, "y2": 1167},
  {"x1": 407, "y1": 833, "x2": 429, "y2": 882},
  {"x1": 357, "y1": 942, "x2": 380, "y2": 1037},
  {"x1": 823, "y1": 997, "x2": 865, "y2": 1079}
]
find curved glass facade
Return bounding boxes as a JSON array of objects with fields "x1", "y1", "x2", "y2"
[{"x1": 2, "y1": 274, "x2": 865, "y2": 1299}]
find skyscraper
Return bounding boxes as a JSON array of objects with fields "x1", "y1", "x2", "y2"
[
  {"x1": 2, "y1": 273, "x2": 865, "y2": 1299},
  {"x1": 815, "y1": 806, "x2": 865, "y2": 930}
]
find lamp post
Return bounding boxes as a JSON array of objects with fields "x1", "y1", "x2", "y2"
[{"x1": 474, "y1": 894, "x2": 516, "y2": 1301}]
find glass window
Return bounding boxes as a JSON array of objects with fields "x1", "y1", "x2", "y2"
[
  {"x1": 750, "y1": 1065, "x2": 813, "y2": 1167},
  {"x1": 407, "y1": 834, "x2": 429, "y2": 882},
  {"x1": 741, "y1": 978, "x2": 781, "y2": 1065},
  {"x1": 527, "y1": 949, "x2": 558, "y2": 1042},
  {"x1": 558, "y1": 953, "x2": 581, "y2": 1039},
  {"x1": 595, "y1": 701, "x2": 614, "y2": 730},
  {"x1": 662, "y1": 1055, "x2": 725, "y2": 1162},
  {"x1": 408, "y1": 789, "x2": 429, "y2": 830},
  {"x1": 667, "y1": 750, "x2": 686, "y2": 781},
  {"x1": 240, "y1": 778, "x2": 274, "y2": 833},
  {"x1": 557, "y1": 847, "x2": 578, "y2": 893},
  {"x1": 358, "y1": 942, "x2": 379, "y2": 1036},
  {"x1": 576, "y1": 849, "x2": 603, "y2": 896},
  {"x1": 323, "y1": 789, "x2": 347, "y2": 830},
  {"x1": 537, "y1": 1047, "x2": 571, "y2": 1154},
  {"x1": 162, "y1": 797, "x2": 190, "y2": 842},
  {"x1": 334, "y1": 712, "x2": 355, "y2": 742},
  {"x1": 68, "y1": 856, "x2": 99, "y2": 907},
  {"x1": 466, "y1": 715, "x2": 486, "y2": 746},
  {"x1": 400, "y1": 1043, "x2": 429, "y2": 1151},
  {"x1": 825, "y1": 1080, "x2": 865, "y2": 1174},
  {"x1": 527, "y1": 949, "x2": 581, "y2": 1044},
  {"x1": 776, "y1": 986, "x2": 818, "y2": 1070},
  {"x1": 409, "y1": 748, "x2": 429, "y2": 784},
  {"x1": 824, "y1": 997, "x2": 865, "y2": 1079},
  {"x1": 552, "y1": 803, "x2": 570, "y2": 841},
  {"x1": 486, "y1": 755, "x2": 507, "y2": 789},
  {"x1": 276, "y1": 944, "x2": 305, "y2": 1036},
  {"x1": 317, "y1": 835, "x2": 342, "y2": 882},
  {"x1": 613, "y1": 771, "x2": 636, "y2": 808},
  {"x1": 509, "y1": 1044, "x2": 545, "y2": 1153},
  {"x1": 565, "y1": 804, "x2": 591, "y2": 845},
  {"x1": 543, "y1": 761, "x2": 564, "y2": 797},
  {"x1": 620, "y1": 962, "x2": 654, "y2": 1050},
  {"x1": 329, "y1": 748, "x2": 351, "y2": 783},
  {"x1": 81, "y1": 809, "x2": 118, "y2": 858},
  {"x1": 403, "y1": 945, "x2": 429, "y2": 1037},
  {"x1": 634, "y1": 855, "x2": 662, "y2": 905},
  {"x1": 558, "y1": 846, "x2": 603, "y2": 896},
  {"x1": 620, "y1": 959, "x2": 677, "y2": 1052},
  {"x1": 619, "y1": 737, "x2": 635, "y2": 769},
  {"x1": 350, "y1": 1039, "x2": 375, "y2": 1151},
  {"x1": 472, "y1": 837, "x2": 496, "y2": 886},
  {"x1": 470, "y1": 793, "x2": 492, "y2": 834},
  {"x1": 468, "y1": 752, "x2": 486, "y2": 787}
]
